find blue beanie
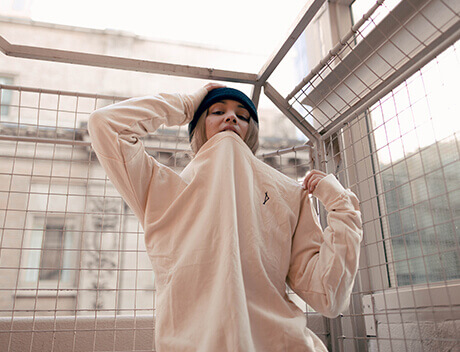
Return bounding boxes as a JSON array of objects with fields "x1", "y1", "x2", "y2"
[{"x1": 188, "y1": 88, "x2": 258, "y2": 141}]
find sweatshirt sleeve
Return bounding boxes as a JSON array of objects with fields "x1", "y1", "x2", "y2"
[
  {"x1": 286, "y1": 174, "x2": 363, "y2": 318},
  {"x1": 87, "y1": 87, "x2": 208, "y2": 226}
]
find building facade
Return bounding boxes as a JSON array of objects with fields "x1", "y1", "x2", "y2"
[{"x1": 0, "y1": 8, "x2": 310, "y2": 318}]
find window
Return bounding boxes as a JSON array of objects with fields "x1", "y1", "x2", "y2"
[
  {"x1": 13, "y1": 0, "x2": 27, "y2": 11},
  {"x1": 367, "y1": 41, "x2": 460, "y2": 286},
  {"x1": 0, "y1": 76, "x2": 14, "y2": 117},
  {"x1": 24, "y1": 216, "x2": 79, "y2": 285},
  {"x1": 297, "y1": 0, "x2": 460, "y2": 289}
]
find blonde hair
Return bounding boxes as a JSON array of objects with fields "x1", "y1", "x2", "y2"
[{"x1": 190, "y1": 110, "x2": 259, "y2": 155}]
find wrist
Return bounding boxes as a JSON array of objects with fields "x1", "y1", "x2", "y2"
[
  {"x1": 312, "y1": 174, "x2": 346, "y2": 208},
  {"x1": 189, "y1": 87, "x2": 209, "y2": 112}
]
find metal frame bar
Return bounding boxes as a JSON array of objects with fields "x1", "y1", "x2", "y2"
[
  {"x1": 256, "y1": 0, "x2": 327, "y2": 84},
  {"x1": 0, "y1": 0, "x2": 327, "y2": 113},
  {"x1": 250, "y1": 84, "x2": 262, "y2": 109},
  {"x1": 247, "y1": 0, "x2": 326, "y2": 109},
  {"x1": 263, "y1": 82, "x2": 323, "y2": 179},
  {"x1": 259, "y1": 144, "x2": 312, "y2": 158},
  {"x1": 0, "y1": 83, "x2": 127, "y2": 100},
  {"x1": 286, "y1": 0, "x2": 385, "y2": 101},
  {"x1": 0, "y1": 36, "x2": 258, "y2": 84},
  {"x1": 263, "y1": 82, "x2": 320, "y2": 142},
  {"x1": 0, "y1": 0, "x2": 327, "y2": 90},
  {"x1": 0, "y1": 134, "x2": 190, "y2": 154}
]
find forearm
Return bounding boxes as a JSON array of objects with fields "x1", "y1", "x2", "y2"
[
  {"x1": 87, "y1": 88, "x2": 207, "y2": 161},
  {"x1": 86, "y1": 88, "x2": 206, "y2": 225},
  {"x1": 288, "y1": 175, "x2": 363, "y2": 317}
]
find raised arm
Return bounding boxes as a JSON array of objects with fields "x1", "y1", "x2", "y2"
[
  {"x1": 87, "y1": 87, "x2": 208, "y2": 225},
  {"x1": 287, "y1": 173, "x2": 363, "y2": 318}
]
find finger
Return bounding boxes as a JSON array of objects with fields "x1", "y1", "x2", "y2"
[
  {"x1": 303, "y1": 170, "x2": 315, "y2": 184},
  {"x1": 210, "y1": 83, "x2": 226, "y2": 90},
  {"x1": 309, "y1": 173, "x2": 324, "y2": 190},
  {"x1": 302, "y1": 172, "x2": 312, "y2": 189},
  {"x1": 306, "y1": 175, "x2": 318, "y2": 193},
  {"x1": 205, "y1": 83, "x2": 226, "y2": 91},
  {"x1": 309, "y1": 176, "x2": 323, "y2": 193},
  {"x1": 310, "y1": 169, "x2": 326, "y2": 177},
  {"x1": 310, "y1": 169, "x2": 325, "y2": 176},
  {"x1": 303, "y1": 174, "x2": 316, "y2": 191},
  {"x1": 302, "y1": 169, "x2": 320, "y2": 189}
]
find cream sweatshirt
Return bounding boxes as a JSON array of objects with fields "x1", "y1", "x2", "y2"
[{"x1": 87, "y1": 88, "x2": 363, "y2": 352}]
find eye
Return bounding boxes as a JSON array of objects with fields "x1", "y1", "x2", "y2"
[
  {"x1": 237, "y1": 115, "x2": 250, "y2": 122},
  {"x1": 211, "y1": 110, "x2": 224, "y2": 115}
]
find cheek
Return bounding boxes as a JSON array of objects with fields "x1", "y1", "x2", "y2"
[
  {"x1": 240, "y1": 122, "x2": 249, "y2": 139},
  {"x1": 205, "y1": 117, "x2": 219, "y2": 139}
]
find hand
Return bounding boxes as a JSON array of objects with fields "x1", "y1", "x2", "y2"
[
  {"x1": 204, "y1": 82, "x2": 226, "y2": 92},
  {"x1": 302, "y1": 169, "x2": 327, "y2": 194}
]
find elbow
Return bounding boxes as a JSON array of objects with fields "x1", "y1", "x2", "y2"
[
  {"x1": 322, "y1": 311, "x2": 340, "y2": 319},
  {"x1": 87, "y1": 109, "x2": 117, "y2": 154},
  {"x1": 306, "y1": 282, "x2": 354, "y2": 318},
  {"x1": 88, "y1": 110, "x2": 106, "y2": 136},
  {"x1": 321, "y1": 304, "x2": 346, "y2": 319},
  {"x1": 88, "y1": 111, "x2": 99, "y2": 136},
  {"x1": 297, "y1": 289, "x2": 350, "y2": 319},
  {"x1": 319, "y1": 296, "x2": 350, "y2": 318}
]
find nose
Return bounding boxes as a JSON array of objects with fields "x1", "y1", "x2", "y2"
[{"x1": 225, "y1": 113, "x2": 237, "y2": 124}]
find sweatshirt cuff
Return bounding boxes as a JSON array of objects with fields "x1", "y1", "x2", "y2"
[
  {"x1": 189, "y1": 87, "x2": 209, "y2": 112},
  {"x1": 312, "y1": 174, "x2": 346, "y2": 209}
]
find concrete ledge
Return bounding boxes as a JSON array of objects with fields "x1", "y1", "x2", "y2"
[
  {"x1": 369, "y1": 320, "x2": 460, "y2": 352},
  {"x1": 0, "y1": 315, "x2": 155, "y2": 352}
]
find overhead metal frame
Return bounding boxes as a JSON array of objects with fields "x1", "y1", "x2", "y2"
[
  {"x1": 0, "y1": 0, "x2": 327, "y2": 135},
  {"x1": 263, "y1": 82, "x2": 320, "y2": 142},
  {"x1": 0, "y1": 36, "x2": 258, "y2": 84},
  {"x1": 252, "y1": 0, "x2": 327, "y2": 104},
  {"x1": 286, "y1": 0, "x2": 385, "y2": 102},
  {"x1": 289, "y1": 0, "x2": 460, "y2": 141},
  {"x1": 1, "y1": 0, "x2": 458, "y2": 145}
]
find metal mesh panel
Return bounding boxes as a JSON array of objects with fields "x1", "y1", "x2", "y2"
[
  {"x1": 288, "y1": 0, "x2": 459, "y2": 137},
  {"x1": 346, "y1": 43, "x2": 459, "y2": 350},
  {"x1": 0, "y1": 85, "x2": 316, "y2": 350},
  {"x1": 288, "y1": 2, "x2": 460, "y2": 347},
  {"x1": 0, "y1": 87, "x2": 152, "y2": 351}
]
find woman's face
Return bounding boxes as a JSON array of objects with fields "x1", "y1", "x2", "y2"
[{"x1": 205, "y1": 100, "x2": 250, "y2": 140}]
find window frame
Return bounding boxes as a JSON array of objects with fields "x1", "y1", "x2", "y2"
[
  {"x1": 20, "y1": 214, "x2": 81, "y2": 291},
  {"x1": 0, "y1": 75, "x2": 15, "y2": 118}
]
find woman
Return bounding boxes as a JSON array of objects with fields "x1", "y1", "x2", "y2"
[{"x1": 88, "y1": 83, "x2": 362, "y2": 351}]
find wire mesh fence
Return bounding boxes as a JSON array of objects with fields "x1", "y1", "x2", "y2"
[
  {"x1": 288, "y1": 0, "x2": 460, "y2": 349},
  {"x1": 0, "y1": 84, "x2": 316, "y2": 350},
  {"x1": 288, "y1": 0, "x2": 459, "y2": 136}
]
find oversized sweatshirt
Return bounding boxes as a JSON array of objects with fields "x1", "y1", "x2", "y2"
[{"x1": 87, "y1": 87, "x2": 363, "y2": 352}]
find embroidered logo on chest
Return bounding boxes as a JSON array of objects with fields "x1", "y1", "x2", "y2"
[{"x1": 263, "y1": 192, "x2": 270, "y2": 205}]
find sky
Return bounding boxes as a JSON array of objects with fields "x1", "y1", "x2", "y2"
[{"x1": 30, "y1": 0, "x2": 308, "y2": 54}]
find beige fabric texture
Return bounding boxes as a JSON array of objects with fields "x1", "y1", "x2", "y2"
[{"x1": 88, "y1": 89, "x2": 363, "y2": 352}]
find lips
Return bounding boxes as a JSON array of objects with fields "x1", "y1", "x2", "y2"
[{"x1": 221, "y1": 126, "x2": 239, "y2": 135}]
